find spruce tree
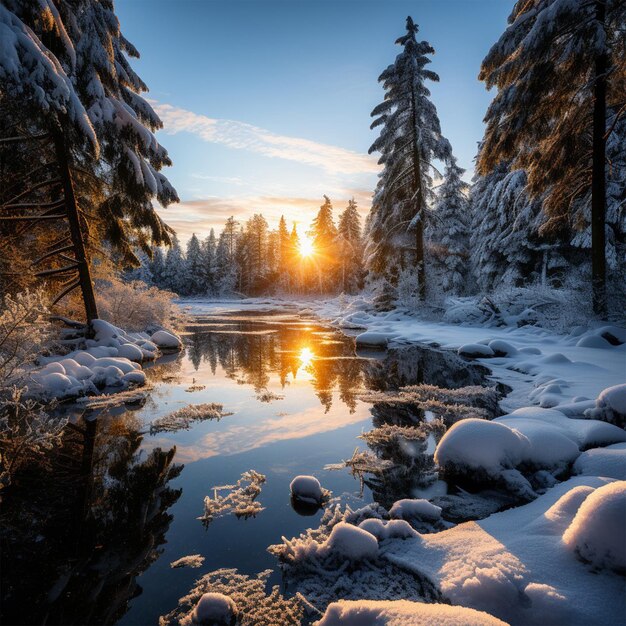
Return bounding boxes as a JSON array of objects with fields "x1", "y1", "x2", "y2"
[
  {"x1": 431, "y1": 157, "x2": 469, "y2": 294},
  {"x1": 366, "y1": 16, "x2": 451, "y2": 297},
  {"x1": 478, "y1": 0, "x2": 626, "y2": 314},
  {"x1": 309, "y1": 195, "x2": 338, "y2": 292},
  {"x1": 337, "y1": 198, "x2": 363, "y2": 293},
  {"x1": 185, "y1": 234, "x2": 204, "y2": 295}
]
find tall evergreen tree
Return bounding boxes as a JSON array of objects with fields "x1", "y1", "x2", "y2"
[
  {"x1": 162, "y1": 236, "x2": 185, "y2": 295},
  {"x1": 366, "y1": 16, "x2": 451, "y2": 297},
  {"x1": 337, "y1": 198, "x2": 363, "y2": 293},
  {"x1": 478, "y1": 0, "x2": 626, "y2": 314},
  {"x1": 185, "y1": 234, "x2": 204, "y2": 295},
  {"x1": 201, "y1": 229, "x2": 217, "y2": 294},
  {"x1": 430, "y1": 158, "x2": 469, "y2": 294}
]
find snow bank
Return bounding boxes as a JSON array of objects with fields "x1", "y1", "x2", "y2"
[
  {"x1": 389, "y1": 498, "x2": 442, "y2": 522},
  {"x1": 572, "y1": 443, "x2": 626, "y2": 480},
  {"x1": 314, "y1": 599, "x2": 507, "y2": 626},
  {"x1": 562, "y1": 481, "x2": 626, "y2": 573},
  {"x1": 27, "y1": 319, "x2": 182, "y2": 400},
  {"x1": 382, "y1": 477, "x2": 625, "y2": 625},
  {"x1": 290, "y1": 475, "x2": 328, "y2": 505},
  {"x1": 585, "y1": 383, "x2": 626, "y2": 428},
  {"x1": 185, "y1": 592, "x2": 238, "y2": 626}
]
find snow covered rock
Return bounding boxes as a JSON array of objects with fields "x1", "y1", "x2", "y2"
[
  {"x1": 572, "y1": 443, "x2": 626, "y2": 480},
  {"x1": 290, "y1": 475, "x2": 328, "y2": 505},
  {"x1": 355, "y1": 332, "x2": 389, "y2": 349},
  {"x1": 576, "y1": 334, "x2": 614, "y2": 349},
  {"x1": 358, "y1": 518, "x2": 419, "y2": 541},
  {"x1": 562, "y1": 481, "x2": 626, "y2": 573},
  {"x1": 314, "y1": 599, "x2": 507, "y2": 626},
  {"x1": 585, "y1": 384, "x2": 626, "y2": 428},
  {"x1": 151, "y1": 329, "x2": 183, "y2": 350},
  {"x1": 458, "y1": 344, "x2": 495, "y2": 358},
  {"x1": 319, "y1": 522, "x2": 379, "y2": 561},
  {"x1": 488, "y1": 339, "x2": 518, "y2": 357},
  {"x1": 389, "y1": 498, "x2": 442, "y2": 522},
  {"x1": 186, "y1": 592, "x2": 238, "y2": 626}
]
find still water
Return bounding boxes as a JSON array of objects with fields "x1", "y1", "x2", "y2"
[{"x1": 1, "y1": 308, "x2": 489, "y2": 626}]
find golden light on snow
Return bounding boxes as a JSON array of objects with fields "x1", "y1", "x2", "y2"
[{"x1": 298, "y1": 235, "x2": 315, "y2": 258}]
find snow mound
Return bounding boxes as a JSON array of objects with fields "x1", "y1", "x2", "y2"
[
  {"x1": 389, "y1": 498, "x2": 442, "y2": 522},
  {"x1": 290, "y1": 475, "x2": 328, "y2": 504},
  {"x1": 435, "y1": 418, "x2": 530, "y2": 474},
  {"x1": 488, "y1": 339, "x2": 518, "y2": 356},
  {"x1": 356, "y1": 332, "x2": 389, "y2": 348},
  {"x1": 576, "y1": 334, "x2": 614, "y2": 349},
  {"x1": 185, "y1": 592, "x2": 238, "y2": 626},
  {"x1": 319, "y1": 522, "x2": 379, "y2": 561},
  {"x1": 151, "y1": 329, "x2": 183, "y2": 350},
  {"x1": 562, "y1": 481, "x2": 626, "y2": 573},
  {"x1": 314, "y1": 599, "x2": 506, "y2": 626},
  {"x1": 358, "y1": 519, "x2": 419, "y2": 541},
  {"x1": 585, "y1": 384, "x2": 626, "y2": 428},
  {"x1": 572, "y1": 443, "x2": 626, "y2": 480},
  {"x1": 458, "y1": 343, "x2": 495, "y2": 358}
]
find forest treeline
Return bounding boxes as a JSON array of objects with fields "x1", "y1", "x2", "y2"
[{"x1": 0, "y1": 1, "x2": 624, "y2": 318}]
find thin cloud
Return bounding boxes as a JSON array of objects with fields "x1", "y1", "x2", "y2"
[{"x1": 153, "y1": 101, "x2": 380, "y2": 175}]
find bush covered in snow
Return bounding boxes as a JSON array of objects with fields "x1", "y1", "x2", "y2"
[
  {"x1": 159, "y1": 568, "x2": 304, "y2": 626},
  {"x1": 562, "y1": 481, "x2": 626, "y2": 573}
]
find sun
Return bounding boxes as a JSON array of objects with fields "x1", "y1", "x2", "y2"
[
  {"x1": 298, "y1": 236, "x2": 315, "y2": 258},
  {"x1": 298, "y1": 346, "x2": 314, "y2": 367}
]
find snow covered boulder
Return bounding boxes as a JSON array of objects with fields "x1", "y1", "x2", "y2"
[
  {"x1": 314, "y1": 599, "x2": 507, "y2": 626},
  {"x1": 319, "y1": 522, "x2": 379, "y2": 561},
  {"x1": 151, "y1": 329, "x2": 183, "y2": 351},
  {"x1": 389, "y1": 498, "x2": 442, "y2": 522},
  {"x1": 358, "y1": 518, "x2": 419, "y2": 541},
  {"x1": 290, "y1": 475, "x2": 329, "y2": 505},
  {"x1": 572, "y1": 443, "x2": 626, "y2": 480},
  {"x1": 458, "y1": 343, "x2": 495, "y2": 358},
  {"x1": 562, "y1": 481, "x2": 626, "y2": 573},
  {"x1": 488, "y1": 339, "x2": 518, "y2": 357},
  {"x1": 435, "y1": 418, "x2": 535, "y2": 499},
  {"x1": 585, "y1": 384, "x2": 626, "y2": 429},
  {"x1": 355, "y1": 332, "x2": 388, "y2": 349},
  {"x1": 185, "y1": 592, "x2": 238, "y2": 626}
]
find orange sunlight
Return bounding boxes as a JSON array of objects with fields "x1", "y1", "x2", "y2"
[{"x1": 298, "y1": 235, "x2": 315, "y2": 258}]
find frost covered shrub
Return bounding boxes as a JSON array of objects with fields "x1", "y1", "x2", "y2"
[
  {"x1": 159, "y1": 568, "x2": 304, "y2": 626},
  {"x1": 395, "y1": 269, "x2": 421, "y2": 310},
  {"x1": 268, "y1": 504, "x2": 441, "y2": 612},
  {"x1": 0, "y1": 289, "x2": 53, "y2": 383},
  {"x1": 61, "y1": 273, "x2": 182, "y2": 332},
  {"x1": 0, "y1": 387, "x2": 67, "y2": 490}
]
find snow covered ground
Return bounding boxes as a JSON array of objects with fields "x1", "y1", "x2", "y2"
[{"x1": 175, "y1": 296, "x2": 625, "y2": 625}]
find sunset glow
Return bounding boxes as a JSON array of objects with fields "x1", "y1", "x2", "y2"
[
  {"x1": 298, "y1": 236, "x2": 315, "y2": 258},
  {"x1": 298, "y1": 346, "x2": 314, "y2": 367}
]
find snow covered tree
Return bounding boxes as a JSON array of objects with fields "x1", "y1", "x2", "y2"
[
  {"x1": 277, "y1": 216, "x2": 291, "y2": 291},
  {"x1": 309, "y1": 196, "x2": 339, "y2": 292},
  {"x1": 337, "y1": 198, "x2": 363, "y2": 293},
  {"x1": 185, "y1": 234, "x2": 204, "y2": 295},
  {"x1": 201, "y1": 229, "x2": 217, "y2": 295},
  {"x1": 149, "y1": 247, "x2": 166, "y2": 288},
  {"x1": 214, "y1": 230, "x2": 237, "y2": 295},
  {"x1": 366, "y1": 16, "x2": 451, "y2": 297},
  {"x1": 478, "y1": 0, "x2": 626, "y2": 314},
  {"x1": 430, "y1": 157, "x2": 469, "y2": 294},
  {"x1": 162, "y1": 236, "x2": 186, "y2": 295}
]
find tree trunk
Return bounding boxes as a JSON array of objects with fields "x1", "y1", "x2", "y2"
[
  {"x1": 410, "y1": 86, "x2": 426, "y2": 299},
  {"x1": 591, "y1": 0, "x2": 607, "y2": 316},
  {"x1": 52, "y1": 130, "x2": 99, "y2": 322}
]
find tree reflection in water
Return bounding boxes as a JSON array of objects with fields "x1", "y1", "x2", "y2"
[{"x1": 0, "y1": 411, "x2": 183, "y2": 626}]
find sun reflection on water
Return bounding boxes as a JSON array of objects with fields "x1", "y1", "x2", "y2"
[{"x1": 298, "y1": 346, "x2": 314, "y2": 368}]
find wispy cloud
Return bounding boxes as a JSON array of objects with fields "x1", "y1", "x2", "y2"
[{"x1": 153, "y1": 101, "x2": 379, "y2": 175}]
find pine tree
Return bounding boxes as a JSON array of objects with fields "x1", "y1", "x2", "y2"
[
  {"x1": 162, "y1": 236, "x2": 185, "y2": 295},
  {"x1": 337, "y1": 198, "x2": 363, "y2": 293},
  {"x1": 150, "y1": 247, "x2": 166, "y2": 288},
  {"x1": 278, "y1": 216, "x2": 291, "y2": 291},
  {"x1": 214, "y1": 231, "x2": 237, "y2": 295},
  {"x1": 366, "y1": 16, "x2": 451, "y2": 297},
  {"x1": 201, "y1": 229, "x2": 217, "y2": 295},
  {"x1": 478, "y1": 0, "x2": 626, "y2": 314},
  {"x1": 185, "y1": 234, "x2": 204, "y2": 295},
  {"x1": 288, "y1": 224, "x2": 301, "y2": 293},
  {"x1": 309, "y1": 195, "x2": 338, "y2": 292},
  {"x1": 431, "y1": 158, "x2": 470, "y2": 295}
]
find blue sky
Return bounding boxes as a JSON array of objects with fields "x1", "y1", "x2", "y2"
[{"x1": 117, "y1": 0, "x2": 514, "y2": 242}]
